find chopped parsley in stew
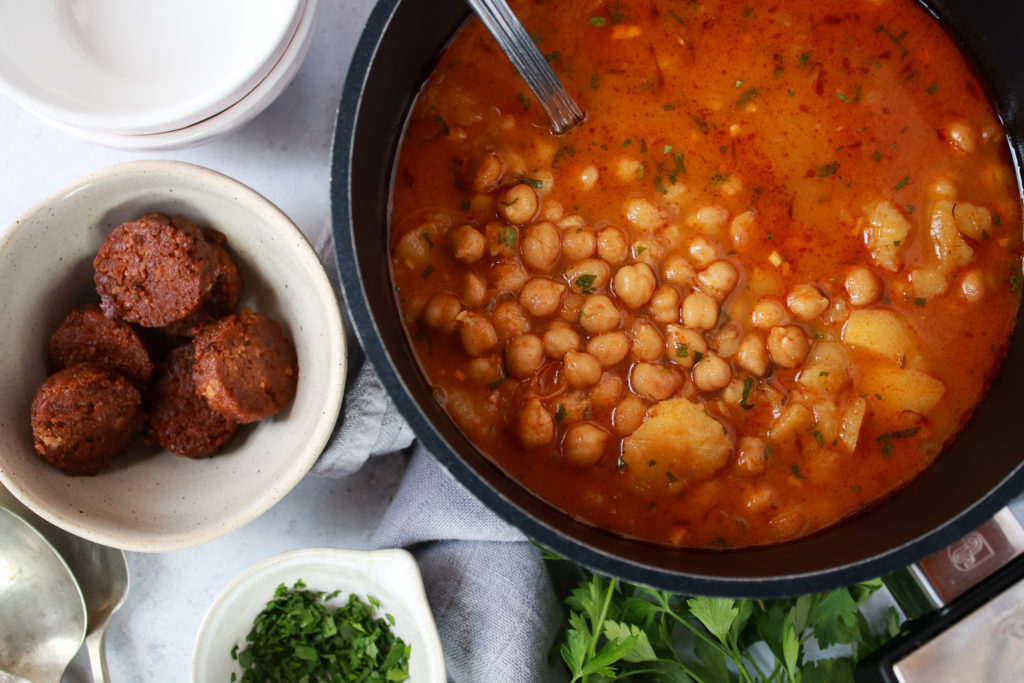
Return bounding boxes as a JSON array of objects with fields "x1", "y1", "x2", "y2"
[{"x1": 389, "y1": 0, "x2": 1023, "y2": 548}]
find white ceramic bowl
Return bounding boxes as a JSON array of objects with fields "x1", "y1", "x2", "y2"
[
  {"x1": 0, "y1": 160, "x2": 346, "y2": 552},
  {"x1": 38, "y1": 0, "x2": 319, "y2": 151},
  {"x1": 191, "y1": 548, "x2": 446, "y2": 682},
  {"x1": 0, "y1": 0, "x2": 305, "y2": 134}
]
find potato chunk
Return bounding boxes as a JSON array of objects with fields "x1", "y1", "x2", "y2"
[
  {"x1": 863, "y1": 200, "x2": 912, "y2": 272},
  {"x1": 929, "y1": 199, "x2": 974, "y2": 272},
  {"x1": 856, "y1": 362, "x2": 946, "y2": 417},
  {"x1": 798, "y1": 342, "x2": 851, "y2": 393},
  {"x1": 622, "y1": 398, "x2": 731, "y2": 485},
  {"x1": 842, "y1": 309, "x2": 929, "y2": 371}
]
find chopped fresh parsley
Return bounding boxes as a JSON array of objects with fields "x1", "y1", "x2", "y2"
[
  {"x1": 231, "y1": 580, "x2": 410, "y2": 683},
  {"x1": 420, "y1": 264, "x2": 433, "y2": 279},
  {"x1": 554, "y1": 403, "x2": 567, "y2": 424},
  {"x1": 675, "y1": 342, "x2": 689, "y2": 358},
  {"x1": 421, "y1": 232, "x2": 434, "y2": 250},
  {"x1": 895, "y1": 175, "x2": 910, "y2": 190},
  {"x1": 925, "y1": 82, "x2": 938, "y2": 95},
  {"x1": 739, "y1": 375, "x2": 754, "y2": 409},
  {"x1": 914, "y1": 297, "x2": 926, "y2": 307},
  {"x1": 588, "y1": 16, "x2": 606, "y2": 28},
  {"x1": 500, "y1": 225, "x2": 516, "y2": 248},
  {"x1": 737, "y1": 88, "x2": 762, "y2": 108},
  {"x1": 818, "y1": 161, "x2": 839, "y2": 177},
  {"x1": 791, "y1": 463, "x2": 807, "y2": 479},
  {"x1": 574, "y1": 273, "x2": 597, "y2": 294}
]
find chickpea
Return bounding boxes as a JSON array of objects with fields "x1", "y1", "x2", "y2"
[
  {"x1": 457, "y1": 311, "x2": 497, "y2": 356},
  {"x1": 730, "y1": 210, "x2": 756, "y2": 249},
  {"x1": 960, "y1": 269, "x2": 986, "y2": 302},
  {"x1": 506, "y1": 334, "x2": 545, "y2": 378},
  {"x1": 492, "y1": 301, "x2": 530, "y2": 340},
  {"x1": 688, "y1": 235, "x2": 718, "y2": 267},
  {"x1": 682, "y1": 291, "x2": 719, "y2": 330},
  {"x1": 590, "y1": 374, "x2": 624, "y2": 410},
  {"x1": 394, "y1": 228, "x2": 435, "y2": 269},
  {"x1": 540, "y1": 200, "x2": 565, "y2": 222},
  {"x1": 689, "y1": 204, "x2": 729, "y2": 234},
  {"x1": 579, "y1": 295, "x2": 620, "y2": 333},
  {"x1": 565, "y1": 258, "x2": 612, "y2": 293},
  {"x1": 485, "y1": 221, "x2": 518, "y2": 257},
  {"x1": 712, "y1": 324, "x2": 742, "y2": 358},
  {"x1": 466, "y1": 355, "x2": 501, "y2": 384},
  {"x1": 498, "y1": 184, "x2": 539, "y2": 225},
  {"x1": 735, "y1": 333, "x2": 770, "y2": 376},
  {"x1": 750, "y1": 297, "x2": 788, "y2": 329},
  {"x1": 767, "y1": 325, "x2": 810, "y2": 368},
  {"x1": 543, "y1": 322, "x2": 581, "y2": 358},
  {"x1": 696, "y1": 261, "x2": 739, "y2": 301},
  {"x1": 662, "y1": 255, "x2": 695, "y2": 288},
  {"x1": 630, "y1": 320, "x2": 664, "y2": 361},
  {"x1": 423, "y1": 293, "x2": 462, "y2": 333},
  {"x1": 563, "y1": 351, "x2": 603, "y2": 387},
  {"x1": 516, "y1": 397, "x2": 554, "y2": 448},
  {"x1": 562, "y1": 227, "x2": 597, "y2": 262},
  {"x1": 630, "y1": 362, "x2": 682, "y2": 401},
  {"x1": 649, "y1": 285, "x2": 680, "y2": 324},
  {"x1": 461, "y1": 271, "x2": 487, "y2": 307},
  {"x1": 612, "y1": 263, "x2": 657, "y2": 309},
  {"x1": 488, "y1": 261, "x2": 529, "y2": 295},
  {"x1": 735, "y1": 436, "x2": 768, "y2": 475},
  {"x1": 693, "y1": 354, "x2": 732, "y2": 392},
  {"x1": 469, "y1": 151, "x2": 503, "y2": 193},
  {"x1": 519, "y1": 277, "x2": 566, "y2": 317},
  {"x1": 664, "y1": 324, "x2": 708, "y2": 369},
  {"x1": 585, "y1": 332, "x2": 630, "y2": 368},
  {"x1": 623, "y1": 197, "x2": 663, "y2": 229},
  {"x1": 597, "y1": 227, "x2": 628, "y2": 264},
  {"x1": 844, "y1": 267, "x2": 882, "y2": 307},
  {"x1": 403, "y1": 292, "x2": 429, "y2": 322},
  {"x1": 521, "y1": 222, "x2": 561, "y2": 271},
  {"x1": 613, "y1": 394, "x2": 648, "y2": 435},
  {"x1": 578, "y1": 164, "x2": 600, "y2": 192},
  {"x1": 450, "y1": 224, "x2": 485, "y2": 263},
  {"x1": 943, "y1": 120, "x2": 977, "y2": 154},
  {"x1": 787, "y1": 284, "x2": 830, "y2": 321},
  {"x1": 563, "y1": 423, "x2": 610, "y2": 466},
  {"x1": 559, "y1": 292, "x2": 586, "y2": 323}
]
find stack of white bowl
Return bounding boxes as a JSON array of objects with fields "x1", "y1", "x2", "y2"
[{"x1": 0, "y1": 0, "x2": 316, "y2": 151}]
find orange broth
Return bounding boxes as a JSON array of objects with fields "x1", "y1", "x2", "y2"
[{"x1": 388, "y1": 0, "x2": 1023, "y2": 548}]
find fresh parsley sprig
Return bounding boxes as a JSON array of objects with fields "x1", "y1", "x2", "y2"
[{"x1": 542, "y1": 551, "x2": 901, "y2": 683}]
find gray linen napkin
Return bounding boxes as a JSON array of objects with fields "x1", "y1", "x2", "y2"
[{"x1": 311, "y1": 230, "x2": 566, "y2": 682}]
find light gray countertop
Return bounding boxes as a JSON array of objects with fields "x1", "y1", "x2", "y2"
[{"x1": 0, "y1": 1, "x2": 407, "y2": 680}]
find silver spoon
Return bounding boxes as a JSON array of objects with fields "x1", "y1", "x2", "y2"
[
  {"x1": 0, "y1": 490, "x2": 129, "y2": 683},
  {"x1": 0, "y1": 507, "x2": 87, "y2": 683},
  {"x1": 466, "y1": 0, "x2": 585, "y2": 135}
]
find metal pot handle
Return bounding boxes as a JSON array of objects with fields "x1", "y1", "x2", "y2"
[{"x1": 856, "y1": 507, "x2": 1024, "y2": 681}]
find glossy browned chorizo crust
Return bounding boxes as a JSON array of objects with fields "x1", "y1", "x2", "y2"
[
  {"x1": 93, "y1": 213, "x2": 216, "y2": 327},
  {"x1": 162, "y1": 234, "x2": 243, "y2": 337},
  {"x1": 145, "y1": 345, "x2": 236, "y2": 458},
  {"x1": 30, "y1": 363, "x2": 142, "y2": 476},
  {"x1": 192, "y1": 308, "x2": 298, "y2": 423},
  {"x1": 47, "y1": 303, "x2": 154, "y2": 383}
]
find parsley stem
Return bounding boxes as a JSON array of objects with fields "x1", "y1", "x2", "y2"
[{"x1": 580, "y1": 576, "x2": 618, "y2": 683}]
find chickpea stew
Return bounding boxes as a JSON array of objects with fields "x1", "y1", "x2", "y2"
[{"x1": 388, "y1": 0, "x2": 1023, "y2": 548}]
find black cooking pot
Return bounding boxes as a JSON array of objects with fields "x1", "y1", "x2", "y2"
[{"x1": 330, "y1": 0, "x2": 1024, "y2": 597}]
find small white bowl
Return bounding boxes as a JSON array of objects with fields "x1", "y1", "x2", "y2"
[
  {"x1": 39, "y1": 0, "x2": 319, "y2": 152},
  {"x1": 191, "y1": 548, "x2": 446, "y2": 683},
  {"x1": 0, "y1": 0, "x2": 305, "y2": 134},
  {"x1": 0, "y1": 160, "x2": 346, "y2": 552}
]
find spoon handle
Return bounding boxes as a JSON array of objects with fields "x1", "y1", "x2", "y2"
[
  {"x1": 86, "y1": 629, "x2": 110, "y2": 683},
  {"x1": 465, "y1": 0, "x2": 585, "y2": 135}
]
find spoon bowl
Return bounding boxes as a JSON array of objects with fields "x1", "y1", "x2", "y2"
[{"x1": 0, "y1": 507, "x2": 86, "y2": 682}]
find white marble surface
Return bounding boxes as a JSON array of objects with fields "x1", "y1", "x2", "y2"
[{"x1": 0, "y1": 0, "x2": 405, "y2": 680}]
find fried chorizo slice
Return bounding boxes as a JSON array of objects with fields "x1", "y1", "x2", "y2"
[
  {"x1": 93, "y1": 213, "x2": 216, "y2": 327},
  {"x1": 162, "y1": 230, "x2": 243, "y2": 337},
  {"x1": 30, "y1": 363, "x2": 142, "y2": 476},
  {"x1": 47, "y1": 303, "x2": 153, "y2": 383},
  {"x1": 145, "y1": 345, "x2": 236, "y2": 458},
  {"x1": 192, "y1": 308, "x2": 298, "y2": 423}
]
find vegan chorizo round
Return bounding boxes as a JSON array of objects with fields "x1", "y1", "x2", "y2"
[
  {"x1": 145, "y1": 345, "x2": 236, "y2": 458},
  {"x1": 192, "y1": 308, "x2": 298, "y2": 423},
  {"x1": 93, "y1": 213, "x2": 216, "y2": 327},
  {"x1": 47, "y1": 303, "x2": 154, "y2": 383},
  {"x1": 162, "y1": 232, "x2": 243, "y2": 337},
  {"x1": 30, "y1": 363, "x2": 142, "y2": 476}
]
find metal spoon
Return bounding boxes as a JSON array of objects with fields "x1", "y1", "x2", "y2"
[
  {"x1": 466, "y1": 0, "x2": 585, "y2": 135},
  {"x1": 0, "y1": 507, "x2": 87, "y2": 683},
  {"x1": 0, "y1": 490, "x2": 129, "y2": 682}
]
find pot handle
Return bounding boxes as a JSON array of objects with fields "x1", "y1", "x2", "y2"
[{"x1": 855, "y1": 507, "x2": 1024, "y2": 681}]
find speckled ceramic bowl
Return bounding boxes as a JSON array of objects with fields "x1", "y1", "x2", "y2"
[
  {"x1": 191, "y1": 548, "x2": 445, "y2": 682},
  {"x1": 0, "y1": 160, "x2": 345, "y2": 552}
]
